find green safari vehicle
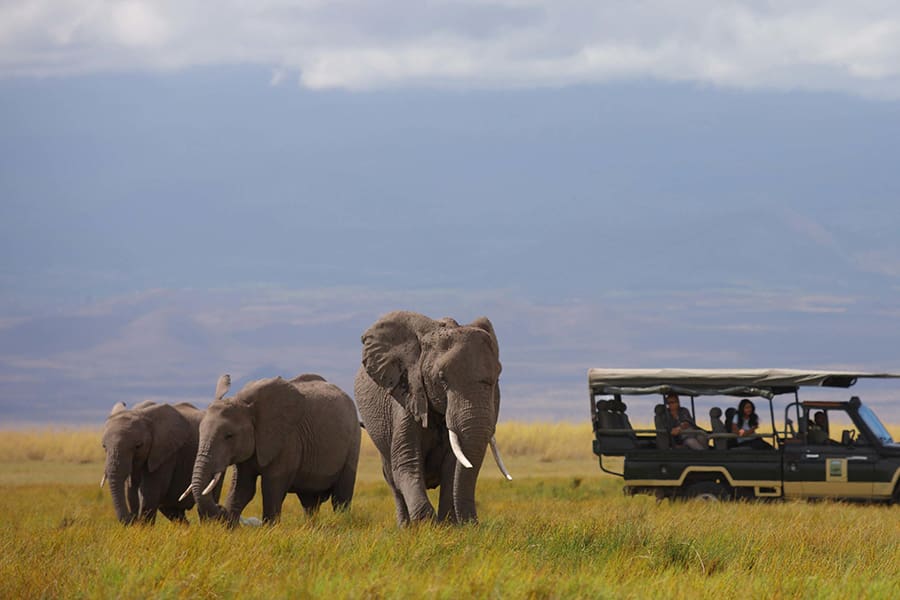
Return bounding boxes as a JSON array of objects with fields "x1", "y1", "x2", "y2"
[{"x1": 589, "y1": 368, "x2": 900, "y2": 501}]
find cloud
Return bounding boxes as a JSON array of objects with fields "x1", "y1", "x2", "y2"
[{"x1": 3, "y1": 1, "x2": 900, "y2": 97}]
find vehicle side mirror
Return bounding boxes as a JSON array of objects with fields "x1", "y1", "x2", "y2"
[{"x1": 841, "y1": 430, "x2": 855, "y2": 445}]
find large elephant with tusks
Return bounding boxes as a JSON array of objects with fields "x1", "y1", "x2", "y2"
[{"x1": 355, "y1": 311, "x2": 511, "y2": 526}]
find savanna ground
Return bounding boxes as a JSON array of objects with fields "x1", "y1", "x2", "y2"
[{"x1": 2, "y1": 423, "x2": 899, "y2": 599}]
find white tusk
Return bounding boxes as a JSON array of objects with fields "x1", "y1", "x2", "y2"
[
  {"x1": 448, "y1": 430, "x2": 473, "y2": 469},
  {"x1": 100, "y1": 474, "x2": 106, "y2": 489},
  {"x1": 178, "y1": 484, "x2": 192, "y2": 502},
  {"x1": 138, "y1": 490, "x2": 145, "y2": 517},
  {"x1": 202, "y1": 472, "x2": 222, "y2": 496},
  {"x1": 490, "y1": 436, "x2": 513, "y2": 481}
]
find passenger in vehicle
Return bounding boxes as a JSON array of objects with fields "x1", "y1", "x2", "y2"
[
  {"x1": 730, "y1": 398, "x2": 772, "y2": 449},
  {"x1": 808, "y1": 410, "x2": 828, "y2": 444},
  {"x1": 663, "y1": 392, "x2": 707, "y2": 450}
]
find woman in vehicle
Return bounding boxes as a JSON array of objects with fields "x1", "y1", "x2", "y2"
[{"x1": 730, "y1": 398, "x2": 772, "y2": 449}]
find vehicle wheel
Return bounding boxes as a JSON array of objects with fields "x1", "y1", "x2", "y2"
[{"x1": 683, "y1": 481, "x2": 729, "y2": 502}]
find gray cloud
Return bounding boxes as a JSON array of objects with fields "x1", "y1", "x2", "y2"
[{"x1": 3, "y1": 1, "x2": 900, "y2": 97}]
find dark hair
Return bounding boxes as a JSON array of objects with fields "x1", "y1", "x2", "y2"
[{"x1": 736, "y1": 398, "x2": 759, "y2": 429}]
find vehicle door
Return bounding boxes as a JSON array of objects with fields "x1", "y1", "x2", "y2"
[{"x1": 785, "y1": 408, "x2": 875, "y2": 499}]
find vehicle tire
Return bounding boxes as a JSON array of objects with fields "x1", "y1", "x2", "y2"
[{"x1": 683, "y1": 481, "x2": 729, "y2": 502}]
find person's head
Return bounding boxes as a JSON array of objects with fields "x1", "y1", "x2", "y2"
[
  {"x1": 665, "y1": 392, "x2": 680, "y2": 414},
  {"x1": 739, "y1": 398, "x2": 755, "y2": 417},
  {"x1": 737, "y1": 398, "x2": 759, "y2": 428},
  {"x1": 814, "y1": 411, "x2": 826, "y2": 428}
]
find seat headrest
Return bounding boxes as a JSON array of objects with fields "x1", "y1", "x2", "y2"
[
  {"x1": 654, "y1": 404, "x2": 665, "y2": 416},
  {"x1": 709, "y1": 407, "x2": 722, "y2": 418},
  {"x1": 608, "y1": 399, "x2": 627, "y2": 413}
]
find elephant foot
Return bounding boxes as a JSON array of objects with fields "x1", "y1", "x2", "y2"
[{"x1": 408, "y1": 504, "x2": 436, "y2": 523}]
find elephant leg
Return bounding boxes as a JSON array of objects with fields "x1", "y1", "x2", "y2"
[
  {"x1": 390, "y1": 417, "x2": 433, "y2": 523},
  {"x1": 436, "y1": 451, "x2": 457, "y2": 524},
  {"x1": 260, "y1": 477, "x2": 289, "y2": 524},
  {"x1": 224, "y1": 466, "x2": 257, "y2": 525},
  {"x1": 159, "y1": 506, "x2": 188, "y2": 525},
  {"x1": 381, "y1": 458, "x2": 410, "y2": 526},
  {"x1": 138, "y1": 508, "x2": 158, "y2": 524},
  {"x1": 330, "y1": 463, "x2": 357, "y2": 512},
  {"x1": 298, "y1": 492, "x2": 322, "y2": 516}
]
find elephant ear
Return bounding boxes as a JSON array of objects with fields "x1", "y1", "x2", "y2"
[
  {"x1": 361, "y1": 311, "x2": 433, "y2": 427},
  {"x1": 468, "y1": 316, "x2": 503, "y2": 423},
  {"x1": 467, "y1": 316, "x2": 501, "y2": 372},
  {"x1": 243, "y1": 378, "x2": 302, "y2": 468},
  {"x1": 144, "y1": 404, "x2": 191, "y2": 473}
]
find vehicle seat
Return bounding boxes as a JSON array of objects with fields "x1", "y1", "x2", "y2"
[
  {"x1": 595, "y1": 399, "x2": 637, "y2": 451},
  {"x1": 654, "y1": 404, "x2": 670, "y2": 449},
  {"x1": 709, "y1": 407, "x2": 728, "y2": 450},
  {"x1": 723, "y1": 407, "x2": 738, "y2": 449}
]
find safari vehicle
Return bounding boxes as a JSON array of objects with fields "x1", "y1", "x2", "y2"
[{"x1": 589, "y1": 369, "x2": 900, "y2": 502}]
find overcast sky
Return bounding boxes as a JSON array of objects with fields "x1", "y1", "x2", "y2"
[{"x1": 2, "y1": 1, "x2": 900, "y2": 426}]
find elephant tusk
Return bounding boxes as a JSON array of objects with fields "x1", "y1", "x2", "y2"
[
  {"x1": 490, "y1": 436, "x2": 513, "y2": 481},
  {"x1": 100, "y1": 474, "x2": 106, "y2": 489},
  {"x1": 138, "y1": 491, "x2": 145, "y2": 518},
  {"x1": 178, "y1": 484, "x2": 193, "y2": 502},
  {"x1": 448, "y1": 430, "x2": 473, "y2": 469},
  {"x1": 202, "y1": 472, "x2": 222, "y2": 496}
]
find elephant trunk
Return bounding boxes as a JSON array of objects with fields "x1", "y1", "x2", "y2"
[
  {"x1": 107, "y1": 467, "x2": 134, "y2": 525},
  {"x1": 105, "y1": 452, "x2": 134, "y2": 525},
  {"x1": 448, "y1": 420, "x2": 493, "y2": 524},
  {"x1": 191, "y1": 452, "x2": 224, "y2": 521}
]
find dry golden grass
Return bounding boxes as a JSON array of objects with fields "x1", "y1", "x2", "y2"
[
  {"x1": 0, "y1": 427, "x2": 105, "y2": 463},
  {"x1": 2, "y1": 423, "x2": 900, "y2": 598}
]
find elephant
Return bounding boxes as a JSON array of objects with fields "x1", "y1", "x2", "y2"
[
  {"x1": 190, "y1": 373, "x2": 361, "y2": 526},
  {"x1": 101, "y1": 400, "x2": 222, "y2": 525},
  {"x1": 354, "y1": 310, "x2": 512, "y2": 526}
]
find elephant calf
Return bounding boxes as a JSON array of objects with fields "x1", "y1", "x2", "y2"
[
  {"x1": 191, "y1": 374, "x2": 361, "y2": 525},
  {"x1": 101, "y1": 401, "x2": 222, "y2": 525}
]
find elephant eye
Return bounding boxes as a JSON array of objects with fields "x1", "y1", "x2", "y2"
[
  {"x1": 224, "y1": 432, "x2": 234, "y2": 440},
  {"x1": 135, "y1": 442, "x2": 143, "y2": 448}
]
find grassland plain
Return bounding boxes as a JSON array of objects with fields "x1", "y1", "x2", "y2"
[{"x1": 2, "y1": 423, "x2": 900, "y2": 599}]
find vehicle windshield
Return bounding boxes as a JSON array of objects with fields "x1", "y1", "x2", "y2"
[{"x1": 857, "y1": 405, "x2": 894, "y2": 444}]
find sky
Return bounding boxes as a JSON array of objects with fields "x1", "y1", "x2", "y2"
[{"x1": 2, "y1": 1, "x2": 900, "y2": 426}]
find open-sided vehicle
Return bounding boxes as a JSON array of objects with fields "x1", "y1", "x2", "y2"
[{"x1": 589, "y1": 368, "x2": 900, "y2": 501}]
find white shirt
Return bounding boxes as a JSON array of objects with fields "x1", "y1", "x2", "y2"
[{"x1": 732, "y1": 414, "x2": 754, "y2": 444}]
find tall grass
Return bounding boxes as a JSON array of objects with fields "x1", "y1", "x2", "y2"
[{"x1": 2, "y1": 424, "x2": 899, "y2": 598}]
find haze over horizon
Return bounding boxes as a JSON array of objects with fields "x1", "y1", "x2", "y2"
[{"x1": 2, "y1": 2, "x2": 900, "y2": 425}]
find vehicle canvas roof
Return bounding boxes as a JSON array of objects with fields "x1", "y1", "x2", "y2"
[{"x1": 588, "y1": 368, "x2": 900, "y2": 399}]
